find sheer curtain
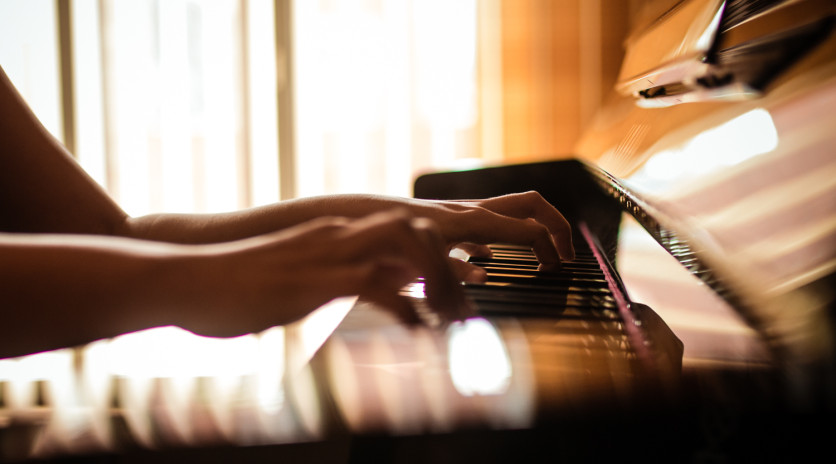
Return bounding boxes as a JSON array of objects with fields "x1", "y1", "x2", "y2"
[
  {"x1": 77, "y1": 0, "x2": 280, "y2": 216},
  {"x1": 292, "y1": 0, "x2": 481, "y2": 198},
  {"x1": 1, "y1": 0, "x2": 483, "y2": 215},
  {"x1": 0, "y1": 0, "x2": 64, "y2": 142}
]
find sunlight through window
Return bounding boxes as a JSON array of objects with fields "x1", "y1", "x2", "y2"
[
  {"x1": 293, "y1": 0, "x2": 479, "y2": 198},
  {"x1": 448, "y1": 317, "x2": 512, "y2": 396}
]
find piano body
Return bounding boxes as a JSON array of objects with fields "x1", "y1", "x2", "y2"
[{"x1": 1, "y1": 0, "x2": 834, "y2": 461}]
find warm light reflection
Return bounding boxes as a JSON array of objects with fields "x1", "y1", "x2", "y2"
[
  {"x1": 0, "y1": 297, "x2": 361, "y2": 457},
  {"x1": 289, "y1": 296, "x2": 357, "y2": 370},
  {"x1": 632, "y1": 108, "x2": 778, "y2": 191},
  {"x1": 105, "y1": 326, "x2": 261, "y2": 378},
  {"x1": 255, "y1": 326, "x2": 286, "y2": 417},
  {"x1": 448, "y1": 317, "x2": 512, "y2": 396},
  {"x1": 293, "y1": 0, "x2": 479, "y2": 198},
  {"x1": 0, "y1": 350, "x2": 74, "y2": 410},
  {"x1": 695, "y1": 1, "x2": 725, "y2": 53},
  {"x1": 66, "y1": 0, "x2": 280, "y2": 215}
]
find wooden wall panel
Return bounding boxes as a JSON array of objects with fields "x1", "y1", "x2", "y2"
[{"x1": 499, "y1": 0, "x2": 630, "y2": 162}]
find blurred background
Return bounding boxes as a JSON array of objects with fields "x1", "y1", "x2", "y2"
[{"x1": 0, "y1": 0, "x2": 635, "y2": 216}]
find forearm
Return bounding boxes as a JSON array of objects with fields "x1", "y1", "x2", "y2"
[
  {"x1": 121, "y1": 192, "x2": 573, "y2": 266},
  {"x1": 122, "y1": 194, "x2": 425, "y2": 244},
  {"x1": 0, "y1": 234, "x2": 202, "y2": 358}
]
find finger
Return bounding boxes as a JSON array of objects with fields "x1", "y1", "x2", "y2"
[
  {"x1": 409, "y1": 217, "x2": 474, "y2": 321},
  {"x1": 326, "y1": 252, "x2": 424, "y2": 326},
  {"x1": 456, "y1": 212, "x2": 562, "y2": 270},
  {"x1": 452, "y1": 242, "x2": 493, "y2": 259},
  {"x1": 449, "y1": 257, "x2": 487, "y2": 283},
  {"x1": 362, "y1": 287, "x2": 422, "y2": 326},
  {"x1": 340, "y1": 211, "x2": 472, "y2": 322},
  {"x1": 479, "y1": 191, "x2": 575, "y2": 261}
]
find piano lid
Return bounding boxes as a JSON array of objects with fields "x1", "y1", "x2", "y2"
[
  {"x1": 578, "y1": 0, "x2": 836, "y2": 408},
  {"x1": 617, "y1": 0, "x2": 836, "y2": 107}
]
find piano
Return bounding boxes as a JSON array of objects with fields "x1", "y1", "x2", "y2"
[{"x1": 1, "y1": 0, "x2": 834, "y2": 461}]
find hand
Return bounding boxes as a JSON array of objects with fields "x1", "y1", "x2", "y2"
[
  {"x1": 409, "y1": 191, "x2": 575, "y2": 272},
  {"x1": 183, "y1": 209, "x2": 473, "y2": 336},
  {"x1": 126, "y1": 192, "x2": 574, "y2": 276},
  {"x1": 142, "y1": 191, "x2": 574, "y2": 337}
]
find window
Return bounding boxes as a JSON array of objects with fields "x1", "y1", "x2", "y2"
[
  {"x1": 0, "y1": 0, "x2": 63, "y2": 141},
  {"x1": 78, "y1": 0, "x2": 280, "y2": 215},
  {"x1": 293, "y1": 0, "x2": 481, "y2": 198},
  {"x1": 0, "y1": 0, "x2": 484, "y2": 215}
]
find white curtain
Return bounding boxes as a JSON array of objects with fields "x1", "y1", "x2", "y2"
[
  {"x1": 1, "y1": 0, "x2": 481, "y2": 215},
  {"x1": 83, "y1": 0, "x2": 280, "y2": 215},
  {"x1": 293, "y1": 0, "x2": 480, "y2": 198}
]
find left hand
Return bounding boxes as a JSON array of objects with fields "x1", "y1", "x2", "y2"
[{"x1": 407, "y1": 191, "x2": 575, "y2": 277}]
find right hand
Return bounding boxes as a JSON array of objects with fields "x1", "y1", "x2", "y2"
[{"x1": 182, "y1": 209, "x2": 473, "y2": 337}]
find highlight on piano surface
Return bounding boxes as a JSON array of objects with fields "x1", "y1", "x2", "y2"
[
  {"x1": 579, "y1": 0, "x2": 836, "y2": 410},
  {"x1": 3, "y1": 0, "x2": 836, "y2": 462}
]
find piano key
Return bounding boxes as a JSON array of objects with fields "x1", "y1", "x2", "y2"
[
  {"x1": 464, "y1": 284, "x2": 617, "y2": 313},
  {"x1": 474, "y1": 267, "x2": 609, "y2": 286},
  {"x1": 458, "y1": 236, "x2": 625, "y2": 320},
  {"x1": 482, "y1": 259, "x2": 601, "y2": 269},
  {"x1": 473, "y1": 261, "x2": 604, "y2": 274}
]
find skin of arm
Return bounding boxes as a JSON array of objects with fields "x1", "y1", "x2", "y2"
[
  {"x1": 123, "y1": 193, "x2": 574, "y2": 262},
  {"x1": 0, "y1": 65, "x2": 573, "y2": 359},
  {"x1": 0, "y1": 65, "x2": 572, "y2": 260},
  {"x1": 0, "y1": 211, "x2": 467, "y2": 358}
]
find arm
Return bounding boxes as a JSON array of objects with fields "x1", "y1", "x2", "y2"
[
  {"x1": 1, "y1": 190, "x2": 573, "y2": 358},
  {"x1": 0, "y1": 65, "x2": 128, "y2": 236},
  {"x1": 124, "y1": 192, "x2": 575, "y2": 265},
  {"x1": 3, "y1": 66, "x2": 466, "y2": 358},
  {"x1": 0, "y1": 63, "x2": 573, "y2": 359},
  {"x1": 0, "y1": 234, "x2": 190, "y2": 357},
  {"x1": 0, "y1": 210, "x2": 468, "y2": 359},
  {"x1": 1, "y1": 65, "x2": 573, "y2": 264}
]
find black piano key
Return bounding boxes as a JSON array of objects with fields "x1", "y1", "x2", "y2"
[
  {"x1": 475, "y1": 269, "x2": 604, "y2": 283},
  {"x1": 464, "y1": 282, "x2": 615, "y2": 303},
  {"x1": 462, "y1": 241, "x2": 619, "y2": 318},
  {"x1": 467, "y1": 301, "x2": 617, "y2": 317},
  {"x1": 478, "y1": 279, "x2": 608, "y2": 293},
  {"x1": 463, "y1": 284, "x2": 617, "y2": 316},
  {"x1": 471, "y1": 256, "x2": 602, "y2": 270},
  {"x1": 473, "y1": 260, "x2": 603, "y2": 274},
  {"x1": 487, "y1": 243, "x2": 592, "y2": 252},
  {"x1": 473, "y1": 248, "x2": 600, "y2": 267},
  {"x1": 486, "y1": 246, "x2": 595, "y2": 257}
]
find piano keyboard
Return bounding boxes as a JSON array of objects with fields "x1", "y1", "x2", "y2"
[
  {"x1": 0, "y1": 225, "x2": 680, "y2": 462},
  {"x1": 450, "y1": 221, "x2": 659, "y2": 372},
  {"x1": 464, "y1": 243, "x2": 617, "y2": 316}
]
